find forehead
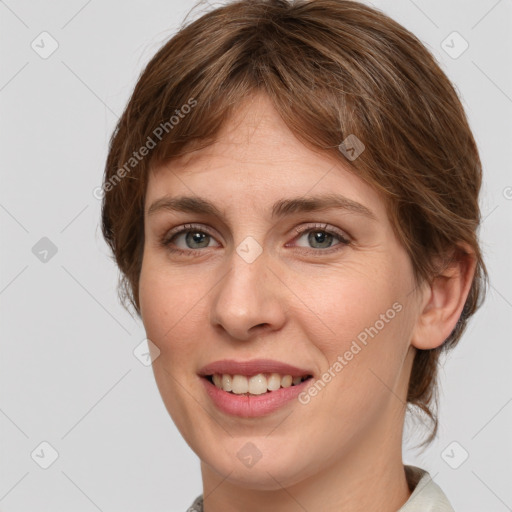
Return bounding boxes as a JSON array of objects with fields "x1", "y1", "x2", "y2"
[{"x1": 145, "y1": 93, "x2": 385, "y2": 220}]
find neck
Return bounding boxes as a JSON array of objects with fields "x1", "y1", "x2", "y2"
[{"x1": 199, "y1": 405, "x2": 412, "y2": 512}]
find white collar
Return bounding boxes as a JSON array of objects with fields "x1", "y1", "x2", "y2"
[
  {"x1": 398, "y1": 465, "x2": 455, "y2": 511},
  {"x1": 187, "y1": 465, "x2": 455, "y2": 511}
]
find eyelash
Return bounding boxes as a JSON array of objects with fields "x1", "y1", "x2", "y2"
[
  {"x1": 160, "y1": 223, "x2": 212, "y2": 257},
  {"x1": 289, "y1": 223, "x2": 351, "y2": 255},
  {"x1": 160, "y1": 222, "x2": 351, "y2": 257}
]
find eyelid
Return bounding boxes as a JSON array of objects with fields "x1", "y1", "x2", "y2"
[
  {"x1": 289, "y1": 223, "x2": 351, "y2": 244},
  {"x1": 162, "y1": 223, "x2": 219, "y2": 244},
  {"x1": 161, "y1": 221, "x2": 351, "y2": 255}
]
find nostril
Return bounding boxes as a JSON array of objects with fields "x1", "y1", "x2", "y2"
[{"x1": 251, "y1": 323, "x2": 270, "y2": 333}]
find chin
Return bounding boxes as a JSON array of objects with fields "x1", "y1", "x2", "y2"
[{"x1": 199, "y1": 440, "x2": 319, "y2": 491}]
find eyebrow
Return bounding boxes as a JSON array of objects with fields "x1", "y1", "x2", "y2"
[
  {"x1": 147, "y1": 193, "x2": 377, "y2": 221},
  {"x1": 271, "y1": 194, "x2": 376, "y2": 221}
]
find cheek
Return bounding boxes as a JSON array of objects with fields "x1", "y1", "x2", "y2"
[
  {"x1": 139, "y1": 257, "x2": 206, "y2": 360},
  {"x1": 138, "y1": 260, "x2": 209, "y2": 432},
  {"x1": 293, "y1": 259, "x2": 407, "y2": 346},
  {"x1": 292, "y1": 257, "x2": 414, "y2": 404}
]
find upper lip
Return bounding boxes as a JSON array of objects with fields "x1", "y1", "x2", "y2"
[{"x1": 198, "y1": 359, "x2": 313, "y2": 378}]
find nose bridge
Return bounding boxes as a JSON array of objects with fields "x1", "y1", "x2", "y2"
[{"x1": 209, "y1": 240, "x2": 286, "y2": 340}]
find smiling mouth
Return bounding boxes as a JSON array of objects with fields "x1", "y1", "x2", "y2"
[{"x1": 204, "y1": 373, "x2": 313, "y2": 395}]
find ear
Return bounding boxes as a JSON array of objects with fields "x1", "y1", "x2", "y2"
[{"x1": 411, "y1": 243, "x2": 476, "y2": 350}]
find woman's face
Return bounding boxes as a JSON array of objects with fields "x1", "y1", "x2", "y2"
[{"x1": 139, "y1": 93, "x2": 423, "y2": 489}]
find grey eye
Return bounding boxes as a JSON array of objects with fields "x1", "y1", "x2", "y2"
[
  {"x1": 184, "y1": 231, "x2": 211, "y2": 249},
  {"x1": 296, "y1": 230, "x2": 340, "y2": 249}
]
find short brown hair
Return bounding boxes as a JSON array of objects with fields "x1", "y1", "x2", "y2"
[{"x1": 101, "y1": 0, "x2": 488, "y2": 446}]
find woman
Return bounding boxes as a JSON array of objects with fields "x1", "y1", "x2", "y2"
[{"x1": 100, "y1": 0, "x2": 487, "y2": 510}]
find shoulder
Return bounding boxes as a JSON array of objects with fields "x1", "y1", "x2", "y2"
[
  {"x1": 399, "y1": 465, "x2": 455, "y2": 512},
  {"x1": 186, "y1": 494, "x2": 203, "y2": 512}
]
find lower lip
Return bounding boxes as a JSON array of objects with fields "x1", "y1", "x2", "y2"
[{"x1": 200, "y1": 376, "x2": 312, "y2": 418}]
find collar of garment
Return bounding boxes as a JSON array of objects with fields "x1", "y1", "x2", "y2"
[{"x1": 186, "y1": 465, "x2": 455, "y2": 512}]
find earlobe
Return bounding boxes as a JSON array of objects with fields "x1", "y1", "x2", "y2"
[{"x1": 411, "y1": 244, "x2": 476, "y2": 351}]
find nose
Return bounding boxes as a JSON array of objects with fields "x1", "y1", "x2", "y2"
[{"x1": 209, "y1": 247, "x2": 287, "y2": 341}]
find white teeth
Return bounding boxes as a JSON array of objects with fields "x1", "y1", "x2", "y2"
[
  {"x1": 267, "y1": 373, "x2": 281, "y2": 391},
  {"x1": 292, "y1": 376, "x2": 302, "y2": 386},
  {"x1": 210, "y1": 372, "x2": 309, "y2": 394},
  {"x1": 281, "y1": 375, "x2": 293, "y2": 388},
  {"x1": 221, "y1": 374, "x2": 232, "y2": 392},
  {"x1": 232, "y1": 375, "x2": 249, "y2": 394},
  {"x1": 248, "y1": 374, "x2": 267, "y2": 395}
]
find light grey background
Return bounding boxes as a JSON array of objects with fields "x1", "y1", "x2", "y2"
[{"x1": 1, "y1": 0, "x2": 511, "y2": 510}]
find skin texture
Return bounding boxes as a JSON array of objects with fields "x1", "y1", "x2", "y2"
[{"x1": 139, "y1": 93, "x2": 475, "y2": 512}]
